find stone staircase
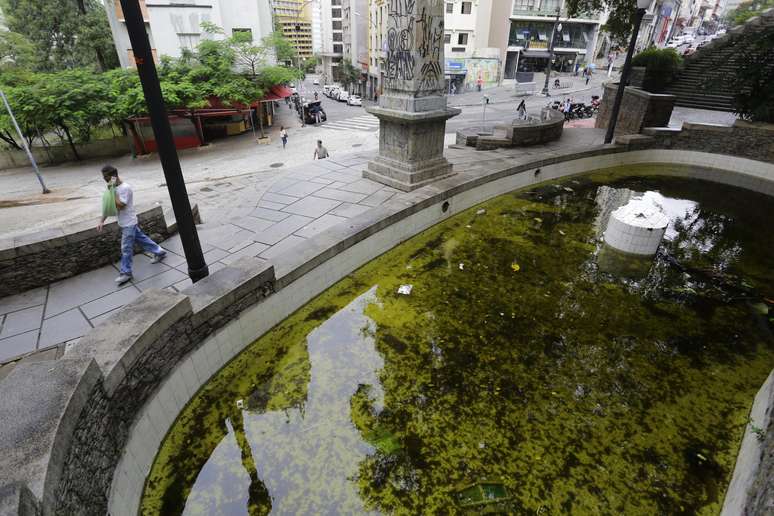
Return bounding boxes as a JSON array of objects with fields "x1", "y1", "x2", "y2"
[{"x1": 664, "y1": 8, "x2": 774, "y2": 111}]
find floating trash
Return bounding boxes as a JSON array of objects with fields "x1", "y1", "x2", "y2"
[
  {"x1": 236, "y1": 399, "x2": 244, "y2": 409},
  {"x1": 455, "y1": 481, "x2": 514, "y2": 511},
  {"x1": 511, "y1": 262, "x2": 521, "y2": 272},
  {"x1": 459, "y1": 263, "x2": 465, "y2": 270},
  {"x1": 559, "y1": 230, "x2": 566, "y2": 236},
  {"x1": 476, "y1": 209, "x2": 486, "y2": 215},
  {"x1": 397, "y1": 285, "x2": 413, "y2": 295},
  {"x1": 533, "y1": 217, "x2": 542, "y2": 223}
]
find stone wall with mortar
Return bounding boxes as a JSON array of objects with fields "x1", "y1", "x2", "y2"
[
  {"x1": 0, "y1": 137, "x2": 129, "y2": 172},
  {"x1": 0, "y1": 204, "x2": 199, "y2": 298},
  {"x1": 0, "y1": 142, "x2": 773, "y2": 516},
  {"x1": 595, "y1": 83, "x2": 676, "y2": 136},
  {"x1": 640, "y1": 121, "x2": 774, "y2": 164}
]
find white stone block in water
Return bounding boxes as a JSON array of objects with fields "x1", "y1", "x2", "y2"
[{"x1": 603, "y1": 198, "x2": 669, "y2": 255}]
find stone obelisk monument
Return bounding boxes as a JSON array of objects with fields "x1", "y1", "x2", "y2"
[{"x1": 363, "y1": 0, "x2": 460, "y2": 191}]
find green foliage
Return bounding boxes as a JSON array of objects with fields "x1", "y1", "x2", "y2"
[
  {"x1": 0, "y1": 31, "x2": 36, "y2": 70},
  {"x1": 337, "y1": 60, "x2": 362, "y2": 90},
  {"x1": 631, "y1": 47, "x2": 683, "y2": 92},
  {"x1": 565, "y1": 0, "x2": 634, "y2": 43},
  {"x1": 0, "y1": 0, "x2": 118, "y2": 71},
  {"x1": 302, "y1": 54, "x2": 320, "y2": 73},
  {"x1": 262, "y1": 30, "x2": 296, "y2": 64},
  {"x1": 725, "y1": 0, "x2": 774, "y2": 25}
]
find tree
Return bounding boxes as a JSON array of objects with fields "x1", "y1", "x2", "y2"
[
  {"x1": 724, "y1": 0, "x2": 774, "y2": 26},
  {"x1": 0, "y1": 31, "x2": 36, "y2": 70},
  {"x1": 338, "y1": 61, "x2": 362, "y2": 92},
  {"x1": 565, "y1": 0, "x2": 635, "y2": 44},
  {"x1": 0, "y1": 0, "x2": 118, "y2": 71},
  {"x1": 264, "y1": 27, "x2": 296, "y2": 64}
]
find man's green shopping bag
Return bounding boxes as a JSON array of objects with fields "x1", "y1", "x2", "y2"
[{"x1": 102, "y1": 185, "x2": 118, "y2": 218}]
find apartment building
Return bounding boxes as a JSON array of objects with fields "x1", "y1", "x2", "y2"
[
  {"x1": 443, "y1": 0, "x2": 512, "y2": 92},
  {"x1": 105, "y1": 0, "x2": 274, "y2": 68},
  {"x1": 319, "y1": 0, "x2": 344, "y2": 82},
  {"x1": 504, "y1": 0, "x2": 604, "y2": 79},
  {"x1": 272, "y1": 0, "x2": 315, "y2": 63},
  {"x1": 367, "y1": 0, "x2": 387, "y2": 99}
]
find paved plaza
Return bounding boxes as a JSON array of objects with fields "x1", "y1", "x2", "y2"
[{"x1": 0, "y1": 128, "x2": 608, "y2": 365}]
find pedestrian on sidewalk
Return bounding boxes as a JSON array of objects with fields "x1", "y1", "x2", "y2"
[
  {"x1": 97, "y1": 165, "x2": 166, "y2": 285},
  {"x1": 563, "y1": 98, "x2": 572, "y2": 122},
  {"x1": 280, "y1": 126, "x2": 288, "y2": 149},
  {"x1": 314, "y1": 140, "x2": 329, "y2": 160},
  {"x1": 516, "y1": 99, "x2": 527, "y2": 120},
  {"x1": 585, "y1": 68, "x2": 592, "y2": 86}
]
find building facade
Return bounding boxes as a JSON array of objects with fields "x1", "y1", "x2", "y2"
[
  {"x1": 503, "y1": 0, "x2": 603, "y2": 80},
  {"x1": 443, "y1": 0, "x2": 512, "y2": 92},
  {"x1": 341, "y1": 0, "x2": 368, "y2": 93},
  {"x1": 105, "y1": 0, "x2": 274, "y2": 68},
  {"x1": 272, "y1": 0, "x2": 315, "y2": 64},
  {"x1": 366, "y1": 0, "x2": 387, "y2": 99},
  {"x1": 319, "y1": 0, "x2": 344, "y2": 83}
]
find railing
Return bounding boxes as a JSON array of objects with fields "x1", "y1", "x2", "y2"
[{"x1": 511, "y1": 6, "x2": 600, "y2": 19}]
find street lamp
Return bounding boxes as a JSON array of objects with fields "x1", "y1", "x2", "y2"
[
  {"x1": 604, "y1": 0, "x2": 652, "y2": 144},
  {"x1": 541, "y1": 9, "x2": 562, "y2": 96}
]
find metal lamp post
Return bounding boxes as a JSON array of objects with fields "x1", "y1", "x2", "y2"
[
  {"x1": 604, "y1": 0, "x2": 652, "y2": 144},
  {"x1": 0, "y1": 90, "x2": 50, "y2": 194},
  {"x1": 119, "y1": 0, "x2": 209, "y2": 282},
  {"x1": 541, "y1": 9, "x2": 562, "y2": 96}
]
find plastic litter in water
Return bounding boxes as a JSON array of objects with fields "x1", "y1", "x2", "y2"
[
  {"x1": 511, "y1": 262, "x2": 521, "y2": 272},
  {"x1": 476, "y1": 209, "x2": 486, "y2": 215},
  {"x1": 236, "y1": 399, "x2": 244, "y2": 409},
  {"x1": 397, "y1": 285, "x2": 413, "y2": 295},
  {"x1": 459, "y1": 263, "x2": 465, "y2": 270}
]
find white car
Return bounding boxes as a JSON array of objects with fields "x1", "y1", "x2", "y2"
[
  {"x1": 337, "y1": 91, "x2": 350, "y2": 103},
  {"x1": 347, "y1": 95, "x2": 362, "y2": 106},
  {"x1": 312, "y1": 78, "x2": 320, "y2": 85}
]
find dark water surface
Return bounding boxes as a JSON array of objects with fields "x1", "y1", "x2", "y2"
[{"x1": 142, "y1": 166, "x2": 774, "y2": 515}]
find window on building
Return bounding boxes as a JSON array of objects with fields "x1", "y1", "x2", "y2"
[
  {"x1": 332, "y1": 20, "x2": 342, "y2": 29},
  {"x1": 333, "y1": 43, "x2": 343, "y2": 53},
  {"x1": 332, "y1": 8, "x2": 341, "y2": 17},
  {"x1": 232, "y1": 28, "x2": 253, "y2": 41},
  {"x1": 461, "y1": 1, "x2": 472, "y2": 14},
  {"x1": 331, "y1": 0, "x2": 341, "y2": 4},
  {"x1": 458, "y1": 33, "x2": 468, "y2": 45},
  {"x1": 446, "y1": 2, "x2": 453, "y2": 13},
  {"x1": 451, "y1": 46, "x2": 466, "y2": 53},
  {"x1": 444, "y1": 33, "x2": 451, "y2": 44},
  {"x1": 178, "y1": 33, "x2": 200, "y2": 50},
  {"x1": 333, "y1": 33, "x2": 342, "y2": 41}
]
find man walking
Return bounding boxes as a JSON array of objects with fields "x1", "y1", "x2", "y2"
[
  {"x1": 97, "y1": 165, "x2": 166, "y2": 284},
  {"x1": 314, "y1": 140, "x2": 329, "y2": 160}
]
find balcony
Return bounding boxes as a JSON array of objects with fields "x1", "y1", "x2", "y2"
[{"x1": 511, "y1": 4, "x2": 600, "y2": 21}]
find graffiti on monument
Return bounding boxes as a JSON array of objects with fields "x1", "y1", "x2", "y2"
[
  {"x1": 385, "y1": 0, "x2": 416, "y2": 87},
  {"x1": 416, "y1": 6, "x2": 443, "y2": 91}
]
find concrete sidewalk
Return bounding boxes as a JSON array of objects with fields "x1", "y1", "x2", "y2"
[{"x1": 0, "y1": 128, "x2": 606, "y2": 366}]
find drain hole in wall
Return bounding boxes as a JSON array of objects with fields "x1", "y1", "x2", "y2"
[{"x1": 442, "y1": 201, "x2": 450, "y2": 213}]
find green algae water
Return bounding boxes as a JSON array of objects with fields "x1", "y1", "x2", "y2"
[{"x1": 142, "y1": 166, "x2": 774, "y2": 515}]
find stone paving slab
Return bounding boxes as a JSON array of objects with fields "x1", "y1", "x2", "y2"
[
  {"x1": 281, "y1": 196, "x2": 342, "y2": 218},
  {"x1": 0, "y1": 288, "x2": 46, "y2": 317}
]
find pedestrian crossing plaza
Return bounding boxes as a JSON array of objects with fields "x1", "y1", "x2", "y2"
[{"x1": 321, "y1": 114, "x2": 380, "y2": 132}]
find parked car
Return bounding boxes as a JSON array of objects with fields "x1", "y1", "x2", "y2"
[
  {"x1": 329, "y1": 88, "x2": 341, "y2": 100},
  {"x1": 312, "y1": 78, "x2": 320, "y2": 85},
  {"x1": 347, "y1": 95, "x2": 362, "y2": 106},
  {"x1": 337, "y1": 91, "x2": 350, "y2": 103}
]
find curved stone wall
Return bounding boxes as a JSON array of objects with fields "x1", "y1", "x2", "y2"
[
  {"x1": 455, "y1": 109, "x2": 565, "y2": 150},
  {"x1": 1, "y1": 142, "x2": 773, "y2": 516}
]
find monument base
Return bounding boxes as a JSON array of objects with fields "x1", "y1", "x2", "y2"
[{"x1": 363, "y1": 105, "x2": 460, "y2": 192}]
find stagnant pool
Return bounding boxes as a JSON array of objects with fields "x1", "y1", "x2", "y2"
[{"x1": 142, "y1": 166, "x2": 774, "y2": 515}]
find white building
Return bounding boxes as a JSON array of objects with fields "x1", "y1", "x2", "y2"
[
  {"x1": 504, "y1": 0, "x2": 604, "y2": 81},
  {"x1": 105, "y1": 0, "x2": 274, "y2": 68},
  {"x1": 443, "y1": 0, "x2": 512, "y2": 92},
  {"x1": 319, "y1": 0, "x2": 344, "y2": 83},
  {"x1": 311, "y1": 0, "x2": 323, "y2": 54}
]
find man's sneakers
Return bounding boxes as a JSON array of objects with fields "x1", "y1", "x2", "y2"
[
  {"x1": 115, "y1": 274, "x2": 132, "y2": 285},
  {"x1": 151, "y1": 251, "x2": 167, "y2": 264}
]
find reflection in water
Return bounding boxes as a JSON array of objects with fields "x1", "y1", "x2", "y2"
[{"x1": 143, "y1": 168, "x2": 774, "y2": 515}]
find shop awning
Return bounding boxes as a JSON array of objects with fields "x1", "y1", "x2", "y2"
[{"x1": 254, "y1": 85, "x2": 294, "y2": 105}]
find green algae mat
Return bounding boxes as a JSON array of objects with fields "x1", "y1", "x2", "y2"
[{"x1": 142, "y1": 166, "x2": 774, "y2": 515}]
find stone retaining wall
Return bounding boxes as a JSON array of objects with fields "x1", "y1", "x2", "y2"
[
  {"x1": 0, "y1": 137, "x2": 129, "y2": 172},
  {"x1": 595, "y1": 83, "x2": 676, "y2": 136},
  {"x1": 0, "y1": 142, "x2": 772, "y2": 516},
  {"x1": 0, "y1": 204, "x2": 199, "y2": 298}
]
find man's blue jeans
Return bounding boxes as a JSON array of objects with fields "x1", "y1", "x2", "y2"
[{"x1": 120, "y1": 225, "x2": 163, "y2": 276}]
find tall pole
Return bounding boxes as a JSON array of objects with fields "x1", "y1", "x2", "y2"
[
  {"x1": 604, "y1": 7, "x2": 647, "y2": 144},
  {"x1": 541, "y1": 9, "x2": 562, "y2": 96},
  {"x1": 0, "y1": 90, "x2": 50, "y2": 194},
  {"x1": 119, "y1": 0, "x2": 208, "y2": 282}
]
